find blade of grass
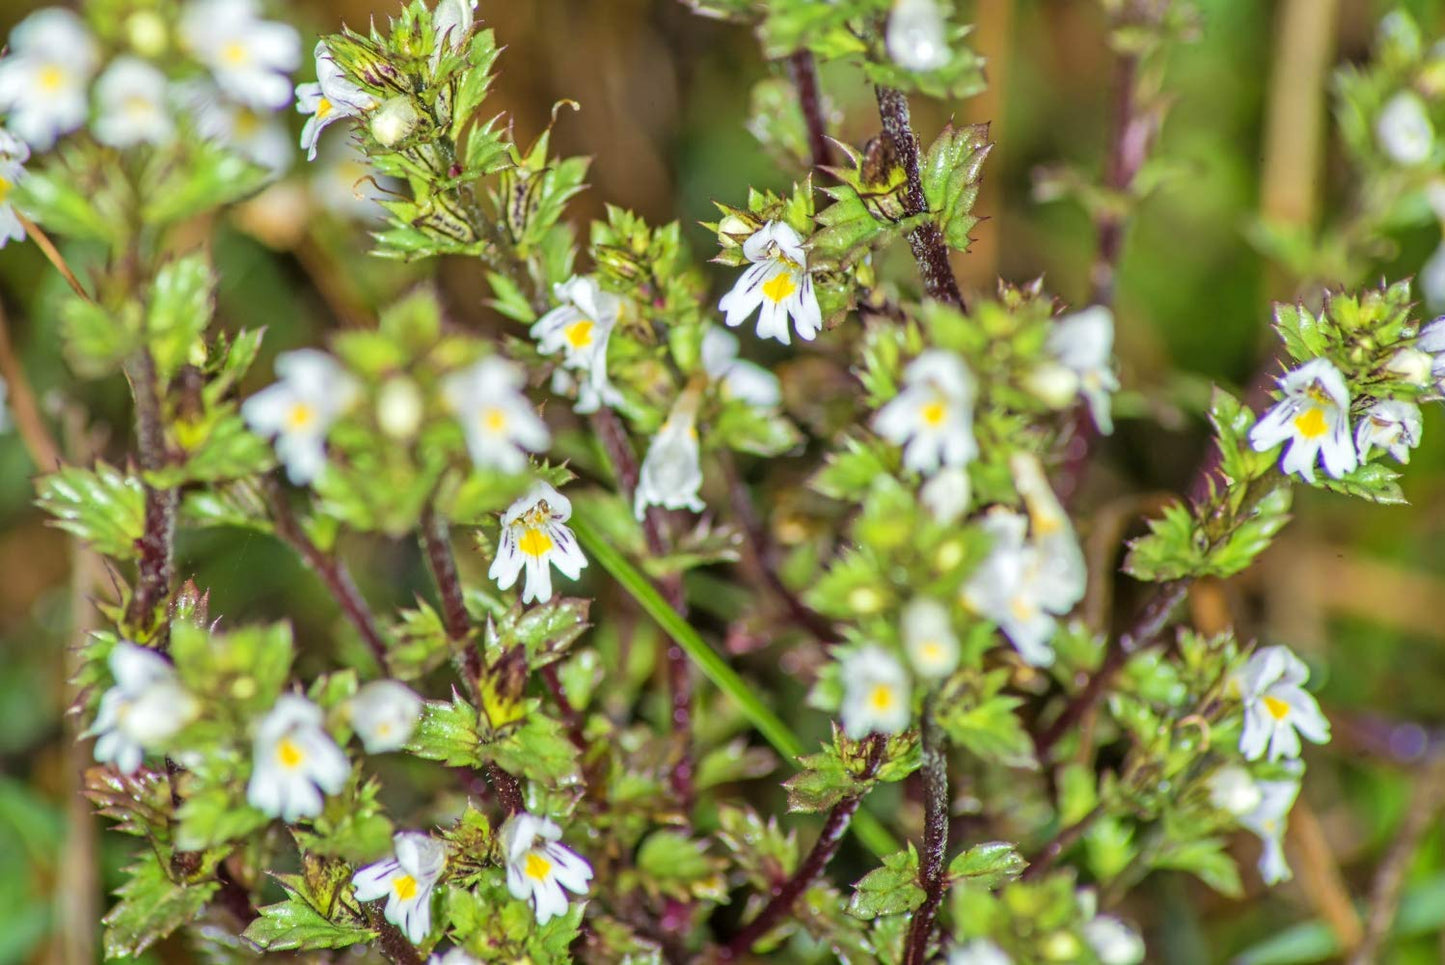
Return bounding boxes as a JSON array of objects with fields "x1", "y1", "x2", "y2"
[{"x1": 571, "y1": 511, "x2": 899, "y2": 858}]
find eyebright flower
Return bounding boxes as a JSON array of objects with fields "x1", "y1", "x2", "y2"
[
  {"x1": 86, "y1": 642, "x2": 199, "y2": 775},
  {"x1": 873, "y1": 350, "x2": 979, "y2": 476},
  {"x1": 1046, "y1": 306, "x2": 1120, "y2": 434},
  {"x1": 352, "y1": 832, "x2": 446, "y2": 944},
  {"x1": 92, "y1": 57, "x2": 175, "y2": 149},
  {"x1": 1236, "y1": 645, "x2": 1330, "y2": 762},
  {"x1": 0, "y1": 129, "x2": 29, "y2": 249},
  {"x1": 839, "y1": 646, "x2": 911, "y2": 739},
  {"x1": 246, "y1": 693, "x2": 350, "y2": 822},
  {"x1": 902, "y1": 598, "x2": 959, "y2": 681},
  {"x1": 1082, "y1": 915, "x2": 1145, "y2": 965},
  {"x1": 530, "y1": 276, "x2": 624, "y2": 414},
  {"x1": 887, "y1": 0, "x2": 950, "y2": 72},
  {"x1": 719, "y1": 221, "x2": 823, "y2": 346},
  {"x1": 1238, "y1": 778, "x2": 1300, "y2": 885},
  {"x1": 634, "y1": 388, "x2": 705, "y2": 520},
  {"x1": 296, "y1": 42, "x2": 375, "y2": 161},
  {"x1": 491, "y1": 483, "x2": 587, "y2": 604},
  {"x1": 500, "y1": 812, "x2": 594, "y2": 925},
  {"x1": 242, "y1": 349, "x2": 360, "y2": 485},
  {"x1": 1247, "y1": 358, "x2": 1357, "y2": 483},
  {"x1": 432, "y1": 0, "x2": 477, "y2": 62},
  {"x1": 348, "y1": 680, "x2": 423, "y2": 754},
  {"x1": 441, "y1": 356, "x2": 551, "y2": 473},
  {"x1": 948, "y1": 940, "x2": 1012, "y2": 965},
  {"x1": 0, "y1": 9, "x2": 100, "y2": 149},
  {"x1": 1377, "y1": 90, "x2": 1435, "y2": 166},
  {"x1": 920, "y1": 466, "x2": 971, "y2": 525},
  {"x1": 701, "y1": 325, "x2": 781, "y2": 408},
  {"x1": 1355, "y1": 399, "x2": 1421, "y2": 463},
  {"x1": 181, "y1": 0, "x2": 301, "y2": 111},
  {"x1": 188, "y1": 85, "x2": 294, "y2": 175}
]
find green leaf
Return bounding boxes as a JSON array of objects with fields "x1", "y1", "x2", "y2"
[
  {"x1": 242, "y1": 897, "x2": 377, "y2": 952},
  {"x1": 487, "y1": 713, "x2": 580, "y2": 785},
  {"x1": 60, "y1": 297, "x2": 141, "y2": 377},
  {"x1": 846, "y1": 846, "x2": 925, "y2": 920},
  {"x1": 102, "y1": 854, "x2": 220, "y2": 958},
  {"x1": 407, "y1": 691, "x2": 483, "y2": 767},
  {"x1": 1122, "y1": 502, "x2": 1205, "y2": 582},
  {"x1": 635, "y1": 831, "x2": 727, "y2": 902},
  {"x1": 16, "y1": 165, "x2": 116, "y2": 243},
  {"x1": 485, "y1": 598, "x2": 591, "y2": 667},
  {"x1": 174, "y1": 785, "x2": 268, "y2": 852},
  {"x1": 144, "y1": 142, "x2": 270, "y2": 224},
  {"x1": 920, "y1": 123, "x2": 992, "y2": 251},
  {"x1": 35, "y1": 463, "x2": 145, "y2": 559},
  {"x1": 1318, "y1": 460, "x2": 1406, "y2": 504},
  {"x1": 1152, "y1": 836, "x2": 1243, "y2": 898},
  {"x1": 147, "y1": 254, "x2": 215, "y2": 382},
  {"x1": 946, "y1": 841, "x2": 1027, "y2": 889}
]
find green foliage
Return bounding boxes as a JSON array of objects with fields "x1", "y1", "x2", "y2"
[
  {"x1": 35, "y1": 463, "x2": 145, "y2": 559},
  {"x1": 102, "y1": 854, "x2": 220, "y2": 959},
  {"x1": 847, "y1": 845, "x2": 925, "y2": 919}
]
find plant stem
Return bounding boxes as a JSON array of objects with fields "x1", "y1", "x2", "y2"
[
  {"x1": 123, "y1": 349, "x2": 176, "y2": 639},
  {"x1": 874, "y1": 86, "x2": 965, "y2": 310},
  {"x1": 1088, "y1": 54, "x2": 1152, "y2": 309},
  {"x1": 723, "y1": 735, "x2": 885, "y2": 959},
  {"x1": 787, "y1": 50, "x2": 833, "y2": 171},
  {"x1": 16, "y1": 211, "x2": 94, "y2": 303},
  {"x1": 363, "y1": 901, "x2": 424, "y2": 965},
  {"x1": 1021, "y1": 803, "x2": 1106, "y2": 881},
  {"x1": 902, "y1": 705, "x2": 950, "y2": 965}
]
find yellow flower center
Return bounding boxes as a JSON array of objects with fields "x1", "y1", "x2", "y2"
[
  {"x1": 1292, "y1": 407, "x2": 1328, "y2": 439},
  {"x1": 316, "y1": 97, "x2": 333, "y2": 120},
  {"x1": 392, "y1": 874, "x2": 418, "y2": 901},
  {"x1": 1263, "y1": 695, "x2": 1291, "y2": 721},
  {"x1": 524, "y1": 851, "x2": 552, "y2": 881},
  {"x1": 920, "y1": 400, "x2": 947, "y2": 427},
  {"x1": 0, "y1": 176, "x2": 11, "y2": 204},
  {"x1": 761, "y1": 271, "x2": 797, "y2": 304},
  {"x1": 37, "y1": 63, "x2": 64, "y2": 92},
  {"x1": 919, "y1": 641, "x2": 943, "y2": 663},
  {"x1": 1010, "y1": 596, "x2": 1036, "y2": 622},
  {"x1": 222, "y1": 40, "x2": 249, "y2": 66},
  {"x1": 868, "y1": 683, "x2": 895, "y2": 711},
  {"x1": 233, "y1": 109, "x2": 262, "y2": 138},
  {"x1": 285, "y1": 402, "x2": 316, "y2": 431},
  {"x1": 276, "y1": 737, "x2": 305, "y2": 769},
  {"x1": 564, "y1": 318, "x2": 595, "y2": 349},
  {"x1": 481, "y1": 407, "x2": 508, "y2": 432},
  {"x1": 517, "y1": 526, "x2": 554, "y2": 558}
]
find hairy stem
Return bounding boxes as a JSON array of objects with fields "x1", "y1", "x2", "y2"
[
  {"x1": 788, "y1": 50, "x2": 833, "y2": 171},
  {"x1": 363, "y1": 901, "x2": 424, "y2": 965},
  {"x1": 1088, "y1": 54, "x2": 1152, "y2": 309},
  {"x1": 123, "y1": 349, "x2": 176, "y2": 639},
  {"x1": 903, "y1": 707, "x2": 950, "y2": 965},
  {"x1": 874, "y1": 86, "x2": 965, "y2": 310}
]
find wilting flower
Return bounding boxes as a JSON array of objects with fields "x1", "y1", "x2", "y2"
[
  {"x1": 500, "y1": 812, "x2": 594, "y2": 925},
  {"x1": 440, "y1": 356, "x2": 551, "y2": 473},
  {"x1": 840, "y1": 646, "x2": 911, "y2": 739},
  {"x1": 1377, "y1": 90, "x2": 1435, "y2": 165},
  {"x1": 296, "y1": 42, "x2": 375, "y2": 160},
  {"x1": 0, "y1": 129, "x2": 29, "y2": 249},
  {"x1": 719, "y1": 221, "x2": 823, "y2": 346},
  {"x1": 348, "y1": 680, "x2": 423, "y2": 753},
  {"x1": 93, "y1": 57, "x2": 175, "y2": 148},
  {"x1": 242, "y1": 349, "x2": 360, "y2": 485},
  {"x1": 1248, "y1": 358, "x2": 1357, "y2": 483},
  {"x1": 902, "y1": 598, "x2": 959, "y2": 680},
  {"x1": 86, "y1": 642, "x2": 199, "y2": 775},
  {"x1": 0, "y1": 8, "x2": 100, "y2": 149},
  {"x1": 887, "y1": 0, "x2": 950, "y2": 72},
  {"x1": 1237, "y1": 645, "x2": 1330, "y2": 762},
  {"x1": 247, "y1": 694, "x2": 350, "y2": 822},
  {"x1": 920, "y1": 466, "x2": 971, "y2": 525},
  {"x1": 188, "y1": 85, "x2": 294, "y2": 175},
  {"x1": 353, "y1": 832, "x2": 447, "y2": 944},
  {"x1": 1239, "y1": 778, "x2": 1300, "y2": 885},
  {"x1": 1355, "y1": 399, "x2": 1421, "y2": 463},
  {"x1": 873, "y1": 350, "x2": 978, "y2": 476},
  {"x1": 948, "y1": 940, "x2": 1012, "y2": 965},
  {"x1": 181, "y1": 0, "x2": 301, "y2": 110},
  {"x1": 1082, "y1": 915, "x2": 1145, "y2": 965},
  {"x1": 1046, "y1": 306, "x2": 1120, "y2": 434},
  {"x1": 531, "y1": 276, "x2": 624, "y2": 414},
  {"x1": 634, "y1": 388, "x2": 705, "y2": 520},
  {"x1": 701, "y1": 326, "x2": 780, "y2": 407},
  {"x1": 432, "y1": 0, "x2": 477, "y2": 62},
  {"x1": 491, "y1": 483, "x2": 587, "y2": 604}
]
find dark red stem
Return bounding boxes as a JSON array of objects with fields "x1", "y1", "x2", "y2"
[
  {"x1": 788, "y1": 50, "x2": 833, "y2": 171},
  {"x1": 902, "y1": 708, "x2": 950, "y2": 965}
]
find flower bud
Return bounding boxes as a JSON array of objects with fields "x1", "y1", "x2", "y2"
[
  {"x1": 371, "y1": 96, "x2": 420, "y2": 147},
  {"x1": 126, "y1": 10, "x2": 168, "y2": 58},
  {"x1": 1387, "y1": 346, "x2": 1433, "y2": 386},
  {"x1": 1207, "y1": 765, "x2": 1263, "y2": 817},
  {"x1": 887, "y1": 0, "x2": 950, "y2": 72},
  {"x1": 1022, "y1": 360, "x2": 1080, "y2": 409},
  {"x1": 1377, "y1": 90, "x2": 1435, "y2": 165},
  {"x1": 376, "y1": 376, "x2": 424, "y2": 440}
]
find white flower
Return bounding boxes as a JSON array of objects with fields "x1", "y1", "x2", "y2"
[
  {"x1": 701, "y1": 326, "x2": 781, "y2": 408},
  {"x1": 948, "y1": 940, "x2": 1011, "y2": 965},
  {"x1": 887, "y1": 0, "x2": 950, "y2": 72},
  {"x1": 530, "y1": 276, "x2": 624, "y2": 414},
  {"x1": 242, "y1": 349, "x2": 360, "y2": 485},
  {"x1": 1237, "y1": 645, "x2": 1330, "y2": 762},
  {"x1": 352, "y1": 832, "x2": 447, "y2": 944},
  {"x1": 1377, "y1": 91, "x2": 1435, "y2": 165},
  {"x1": 432, "y1": 0, "x2": 477, "y2": 62},
  {"x1": 348, "y1": 680, "x2": 423, "y2": 754},
  {"x1": 1082, "y1": 915, "x2": 1145, "y2": 965},
  {"x1": 1047, "y1": 306, "x2": 1120, "y2": 434},
  {"x1": 0, "y1": 129, "x2": 29, "y2": 249},
  {"x1": 1355, "y1": 399, "x2": 1421, "y2": 463},
  {"x1": 181, "y1": 0, "x2": 301, "y2": 110},
  {"x1": 635, "y1": 390, "x2": 706, "y2": 520},
  {"x1": 1247, "y1": 358, "x2": 1357, "y2": 483},
  {"x1": 0, "y1": 9, "x2": 99, "y2": 149},
  {"x1": 719, "y1": 221, "x2": 823, "y2": 346},
  {"x1": 920, "y1": 466, "x2": 971, "y2": 525},
  {"x1": 490, "y1": 483, "x2": 587, "y2": 604},
  {"x1": 296, "y1": 42, "x2": 374, "y2": 161},
  {"x1": 1239, "y1": 779, "x2": 1300, "y2": 885},
  {"x1": 93, "y1": 57, "x2": 175, "y2": 149},
  {"x1": 873, "y1": 350, "x2": 979, "y2": 476},
  {"x1": 840, "y1": 646, "x2": 911, "y2": 739},
  {"x1": 1422, "y1": 240, "x2": 1445, "y2": 312},
  {"x1": 86, "y1": 642, "x2": 199, "y2": 775},
  {"x1": 188, "y1": 85, "x2": 294, "y2": 175},
  {"x1": 1207, "y1": 765, "x2": 1263, "y2": 818},
  {"x1": 440, "y1": 356, "x2": 551, "y2": 473},
  {"x1": 1386, "y1": 346, "x2": 1433, "y2": 386},
  {"x1": 247, "y1": 694, "x2": 350, "y2": 821},
  {"x1": 500, "y1": 812, "x2": 594, "y2": 925},
  {"x1": 903, "y1": 598, "x2": 959, "y2": 680}
]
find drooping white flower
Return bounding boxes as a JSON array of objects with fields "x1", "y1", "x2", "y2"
[
  {"x1": 1047, "y1": 306, "x2": 1120, "y2": 434},
  {"x1": 1236, "y1": 645, "x2": 1330, "y2": 763},
  {"x1": 296, "y1": 42, "x2": 375, "y2": 161},
  {"x1": 348, "y1": 680, "x2": 423, "y2": 754},
  {"x1": 919, "y1": 466, "x2": 971, "y2": 525},
  {"x1": 0, "y1": 130, "x2": 29, "y2": 249},
  {"x1": 241, "y1": 349, "x2": 360, "y2": 485},
  {"x1": 188, "y1": 85, "x2": 294, "y2": 175},
  {"x1": 1207, "y1": 765, "x2": 1264, "y2": 818},
  {"x1": 887, "y1": 0, "x2": 950, "y2": 72},
  {"x1": 839, "y1": 646, "x2": 912, "y2": 739},
  {"x1": 948, "y1": 940, "x2": 1012, "y2": 965},
  {"x1": 440, "y1": 356, "x2": 551, "y2": 473},
  {"x1": 701, "y1": 325, "x2": 781, "y2": 408},
  {"x1": 719, "y1": 221, "x2": 823, "y2": 346},
  {"x1": 86, "y1": 642, "x2": 199, "y2": 775},
  {"x1": 352, "y1": 832, "x2": 447, "y2": 945},
  {"x1": 247, "y1": 694, "x2": 350, "y2": 822},
  {"x1": 1238, "y1": 778, "x2": 1300, "y2": 885},
  {"x1": 873, "y1": 350, "x2": 978, "y2": 476},
  {"x1": 1247, "y1": 359, "x2": 1357, "y2": 483},
  {"x1": 902, "y1": 597, "x2": 959, "y2": 681},
  {"x1": 0, "y1": 8, "x2": 100, "y2": 149},
  {"x1": 93, "y1": 57, "x2": 175, "y2": 149},
  {"x1": 490, "y1": 483, "x2": 587, "y2": 605},
  {"x1": 634, "y1": 388, "x2": 706, "y2": 520},
  {"x1": 530, "y1": 276, "x2": 624, "y2": 414},
  {"x1": 1377, "y1": 90, "x2": 1435, "y2": 166},
  {"x1": 181, "y1": 0, "x2": 301, "y2": 111},
  {"x1": 500, "y1": 812, "x2": 594, "y2": 925},
  {"x1": 432, "y1": 0, "x2": 477, "y2": 62},
  {"x1": 1355, "y1": 399, "x2": 1421, "y2": 463},
  {"x1": 1082, "y1": 915, "x2": 1145, "y2": 965}
]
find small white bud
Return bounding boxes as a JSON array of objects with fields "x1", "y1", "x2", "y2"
[
  {"x1": 887, "y1": 0, "x2": 950, "y2": 72},
  {"x1": 1022, "y1": 361, "x2": 1080, "y2": 410},
  {"x1": 377, "y1": 377, "x2": 424, "y2": 440},
  {"x1": 1386, "y1": 346, "x2": 1433, "y2": 386},
  {"x1": 371, "y1": 97, "x2": 420, "y2": 147},
  {"x1": 126, "y1": 10, "x2": 168, "y2": 58},
  {"x1": 1377, "y1": 91, "x2": 1435, "y2": 166}
]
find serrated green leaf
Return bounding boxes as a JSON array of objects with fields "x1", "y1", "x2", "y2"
[
  {"x1": 847, "y1": 846, "x2": 924, "y2": 920},
  {"x1": 242, "y1": 897, "x2": 376, "y2": 952},
  {"x1": 36, "y1": 463, "x2": 145, "y2": 559},
  {"x1": 102, "y1": 855, "x2": 219, "y2": 958},
  {"x1": 946, "y1": 841, "x2": 1026, "y2": 888}
]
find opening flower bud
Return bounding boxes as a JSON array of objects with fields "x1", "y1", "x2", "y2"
[
  {"x1": 1386, "y1": 346, "x2": 1433, "y2": 386},
  {"x1": 377, "y1": 377, "x2": 424, "y2": 440},
  {"x1": 371, "y1": 96, "x2": 420, "y2": 147},
  {"x1": 1023, "y1": 361, "x2": 1081, "y2": 409}
]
